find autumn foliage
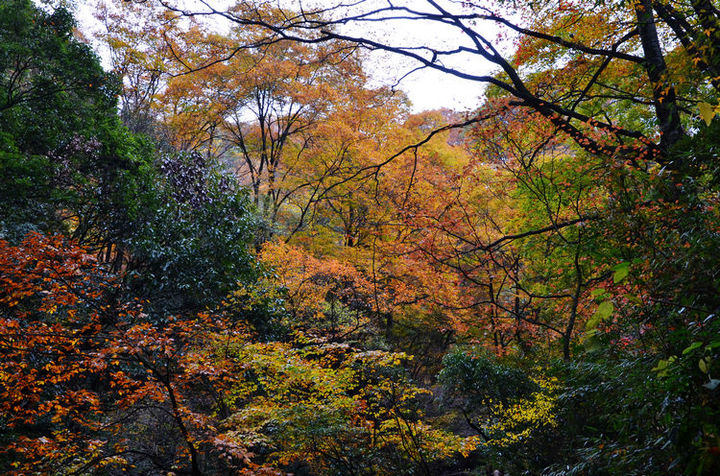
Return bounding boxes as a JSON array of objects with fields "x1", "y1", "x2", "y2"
[{"x1": 3, "y1": 0, "x2": 720, "y2": 474}]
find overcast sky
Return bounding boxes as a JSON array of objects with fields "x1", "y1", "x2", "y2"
[{"x1": 362, "y1": 42, "x2": 488, "y2": 113}]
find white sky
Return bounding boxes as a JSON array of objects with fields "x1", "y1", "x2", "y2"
[
  {"x1": 74, "y1": 0, "x2": 500, "y2": 112},
  {"x1": 390, "y1": 66, "x2": 486, "y2": 112}
]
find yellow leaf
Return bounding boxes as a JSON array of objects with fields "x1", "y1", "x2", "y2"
[
  {"x1": 699, "y1": 102, "x2": 715, "y2": 126},
  {"x1": 699, "y1": 357, "x2": 710, "y2": 374}
]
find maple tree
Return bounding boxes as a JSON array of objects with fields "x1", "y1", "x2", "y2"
[
  {"x1": 93, "y1": 1, "x2": 176, "y2": 138},
  {"x1": 96, "y1": 3, "x2": 408, "y2": 241},
  {"x1": 211, "y1": 336, "x2": 480, "y2": 476},
  {"x1": 155, "y1": 0, "x2": 720, "y2": 350},
  {"x1": 0, "y1": 232, "x2": 485, "y2": 474}
]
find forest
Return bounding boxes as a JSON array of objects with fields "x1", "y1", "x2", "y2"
[{"x1": 1, "y1": 0, "x2": 720, "y2": 474}]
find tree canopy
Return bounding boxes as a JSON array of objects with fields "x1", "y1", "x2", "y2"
[{"x1": 1, "y1": 0, "x2": 720, "y2": 474}]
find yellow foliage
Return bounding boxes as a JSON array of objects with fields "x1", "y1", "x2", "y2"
[{"x1": 482, "y1": 375, "x2": 559, "y2": 447}]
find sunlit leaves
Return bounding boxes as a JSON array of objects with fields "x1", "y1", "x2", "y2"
[{"x1": 699, "y1": 101, "x2": 719, "y2": 125}]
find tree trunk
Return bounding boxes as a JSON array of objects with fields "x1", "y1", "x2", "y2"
[{"x1": 635, "y1": 0, "x2": 685, "y2": 153}]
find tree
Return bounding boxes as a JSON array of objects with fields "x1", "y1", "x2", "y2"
[
  {"x1": 78, "y1": 1, "x2": 720, "y2": 473},
  {"x1": 0, "y1": 232, "x2": 485, "y2": 475},
  {"x1": 97, "y1": 3, "x2": 401, "y2": 239},
  {"x1": 0, "y1": 0, "x2": 175, "y2": 289},
  {"x1": 127, "y1": 0, "x2": 712, "y2": 350},
  {"x1": 93, "y1": 0, "x2": 176, "y2": 139},
  {"x1": 213, "y1": 336, "x2": 479, "y2": 476},
  {"x1": 119, "y1": 150, "x2": 260, "y2": 316},
  {"x1": 144, "y1": 0, "x2": 718, "y2": 164},
  {"x1": 0, "y1": 0, "x2": 135, "y2": 240},
  {"x1": 439, "y1": 346, "x2": 559, "y2": 473},
  {"x1": 0, "y1": 232, "x2": 289, "y2": 475}
]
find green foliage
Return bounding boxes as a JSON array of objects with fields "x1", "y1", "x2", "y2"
[
  {"x1": 4, "y1": 0, "x2": 720, "y2": 474},
  {"x1": 0, "y1": 0, "x2": 267, "y2": 327},
  {"x1": 0, "y1": 134, "x2": 54, "y2": 237},
  {"x1": 122, "y1": 151, "x2": 259, "y2": 315},
  {"x1": 439, "y1": 347, "x2": 561, "y2": 473},
  {"x1": 0, "y1": 0, "x2": 119, "y2": 153},
  {"x1": 543, "y1": 350, "x2": 720, "y2": 476},
  {"x1": 585, "y1": 300, "x2": 613, "y2": 331},
  {"x1": 0, "y1": 0, "x2": 146, "y2": 242},
  {"x1": 439, "y1": 347, "x2": 539, "y2": 406},
  {"x1": 217, "y1": 339, "x2": 477, "y2": 475}
]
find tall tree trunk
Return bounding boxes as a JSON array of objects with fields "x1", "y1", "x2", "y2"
[{"x1": 635, "y1": 0, "x2": 685, "y2": 153}]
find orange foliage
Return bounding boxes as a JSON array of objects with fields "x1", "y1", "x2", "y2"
[{"x1": 0, "y1": 233, "x2": 266, "y2": 474}]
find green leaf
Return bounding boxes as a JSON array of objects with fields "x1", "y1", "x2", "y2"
[
  {"x1": 596, "y1": 301, "x2": 614, "y2": 319},
  {"x1": 682, "y1": 342, "x2": 703, "y2": 355},
  {"x1": 652, "y1": 359, "x2": 668, "y2": 371},
  {"x1": 586, "y1": 301, "x2": 614, "y2": 330},
  {"x1": 699, "y1": 102, "x2": 716, "y2": 126},
  {"x1": 613, "y1": 262, "x2": 630, "y2": 284},
  {"x1": 585, "y1": 314, "x2": 601, "y2": 331},
  {"x1": 706, "y1": 340, "x2": 720, "y2": 350},
  {"x1": 652, "y1": 356, "x2": 676, "y2": 377},
  {"x1": 590, "y1": 288, "x2": 606, "y2": 298},
  {"x1": 703, "y1": 379, "x2": 720, "y2": 391}
]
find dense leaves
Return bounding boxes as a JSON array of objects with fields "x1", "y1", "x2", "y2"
[
  {"x1": 121, "y1": 151, "x2": 259, "y2": 315},
  {"x1": 3, "y1": 0, "x2": 720, "y2": 474},
  {"x1": 0, "y1": 0, "x2": 135, "y2": 240}
]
